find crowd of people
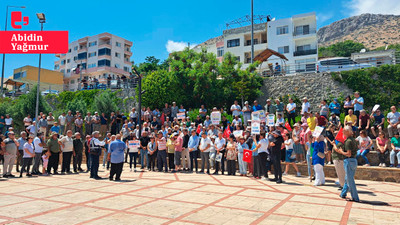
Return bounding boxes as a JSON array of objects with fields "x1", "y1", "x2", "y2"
[{"x1": 1, "y1": 91, "x2": 400, "y2": 202}]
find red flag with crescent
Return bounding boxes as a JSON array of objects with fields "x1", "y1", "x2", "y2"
[{"x1": 243, "y1": 149, "x2": 252, "y2": 163}]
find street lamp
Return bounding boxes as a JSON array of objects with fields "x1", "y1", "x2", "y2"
[
  {"x1": 250, "y1": 0, "x2": 254, "y2": 64},
  {"x1": 34, "y1": 13, "x2": 45, "y2": 136},
  {"x1": 1, "y1": 5, "x2": 26, "y2": 96},
  {"x1": 132, "y1": 66, "x2": 145, "y2": 139}
]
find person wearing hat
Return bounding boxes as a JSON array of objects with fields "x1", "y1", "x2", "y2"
[
  {"x1": 301, "y1": 97, "x2": 310, "y2": 115},
  {"x1": 270, "y1": 130, "x2": 283, "y2": 183},
  {"x1": 47, "y1": 132, "x2": 61, "y2": 174},
  {"x1": 1, "y1": 131, "x2": 19, "y2": 178},
  {"x1": 242, "y1": 101, "x2": 252, "y2": 126},
  {"x1": 89, "y1": 131, "x2": 106, "y2": 179},
  {"x1": 264, "y1": 99, "x2": 276, "y2": 115},
  {"x1": 108, "y1": 134, "x2": 126, "y2": 181},
  {"x1": 60, "y1": 130, "x2": 74, "y2": 174},
  {"x1": 73, "y1": 132, "x2": 84, "y2": 173}
]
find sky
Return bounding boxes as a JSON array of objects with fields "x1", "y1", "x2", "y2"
[{"x1": 0, "y1": 0, "x2": 399, "y2": 78}]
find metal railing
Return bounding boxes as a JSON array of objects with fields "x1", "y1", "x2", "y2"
[
  {"x1": 293, "y1": 29, "x2": 316, "y2": 36},
  {"x1": 293, "y1": 49, "x2": 317, "y2": 57}
]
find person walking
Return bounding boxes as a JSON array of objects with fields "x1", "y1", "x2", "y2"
[{"x1": 108, "y1": 134, "x2": 126, "y2": 181}]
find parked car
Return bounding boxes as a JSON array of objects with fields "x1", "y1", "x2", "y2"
[
  {"x1": 41, "y1": 90, "x2": 59, "y2": 96},
  {"x1": 317, "y1": 57, "x2": 372, "y2": 73}
]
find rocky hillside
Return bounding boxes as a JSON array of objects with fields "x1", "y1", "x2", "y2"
[{"x1": 318, "y1": 14, "x2": 400, "y2": 49}]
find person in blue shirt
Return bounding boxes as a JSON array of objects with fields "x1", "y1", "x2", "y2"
[
  {"x1": 108, "y1": 134, "x2": 126, "y2": 181},
  {"x1": 252, "y1": 100, "x2": 263, "y2": 112},
  {"x1": 237, "y1": 136, "x2": 249, "y2": 176},
  {"x1": 188, "y1": 130, "x2": 200, "y2": 172},
  {"x1": 329, "y1": 99, "x2": 341, "y2": 116},
  {"x1": 50, "y1": 122, "x2": 61, "y2": 135},
  {"x1": 312, "y1": 135, "x2": 326, "y2": 186}
]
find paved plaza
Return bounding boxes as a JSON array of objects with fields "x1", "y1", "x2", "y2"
[{"x1": 0, "y1": 165, "x2": 399, "y2": 225}]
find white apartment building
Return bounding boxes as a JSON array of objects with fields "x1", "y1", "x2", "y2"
[
  {"x1": 54, "y1": 32, "x2": 133, "y2": 91},
  {"x1": 193, "y1": 12, "x2": 318, "y2": 74}
]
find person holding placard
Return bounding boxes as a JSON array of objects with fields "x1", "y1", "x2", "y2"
[
  {"x1": 214, "y1": 132, "x2": 226, "y2": 175},
  {"x1": 127, "y1": 134, "x2": 139, "y2": 172},
  {"x1": 156, "y1": 131, "x2": 168, "y2": 172}
]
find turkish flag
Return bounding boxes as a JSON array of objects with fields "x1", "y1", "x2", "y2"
[
  {"x1": 285, "y1": 121, "x2": 292, "y2": 131},
  {"x1": 223, "y1": 127, "x2": 231, "y2": 139},
  {"x1": 243, "y1": 149, "x2": 252, "y2": 163},
  {"x1": 335, "y1": 127, "x2": 345, "y2": 143},
  {"x1": 161, "y1": 113, "x2": 165, "y2": 125},
  {"x1": 196, "y1": 125, "x2": 202, "y2": 134}
]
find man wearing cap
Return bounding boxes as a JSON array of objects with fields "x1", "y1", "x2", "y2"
[
  {"x1": 301, "y1": 97, "x2": 310, "y2": 115},
  {"x1": 264, "y1": 99, "x2": 276, "y2": 115},
  {"x1": 47, "y1": 132, "x2": 61, "y2": 174},
  {"x1": 90, "y1": 131, "x2": 106, "y2": 179},
  {"x1": 32, "y1": 132, "x2": 45, "y2": 175},
  {"x1": 73, "y1": 132, "x2": 84, "y2": 173},
  {"x1": 60, "y1": 130, "x2": 74, "y2": 174},
  {"x1": 1, "y1": 131, "x2": 19, "y2": 178},
  {"x1": 108, "y1": 134, "x2": 126, "y2": 181}
]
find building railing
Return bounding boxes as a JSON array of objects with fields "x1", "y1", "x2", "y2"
[
  {"x1": 293, "y1": 49, "x2": 317, "y2": 57},
  {"x1": 293, "y1": 29, "x2": 316, "y2": 36}
]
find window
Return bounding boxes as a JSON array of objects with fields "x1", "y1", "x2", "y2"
[
  {"x1": 115, "y1": 52, "x2": 121, "y2": 58},
  {"x1": 13, "y1": 71, "x2": 26, "y2": 79},
  {"x1": 88, "y1": 41, "x2": 97, "y2": 47},
  {"x1": 116, "y1": 42, "x2": 121, "y2": 47},
  {"x1": 88, "y1": 52, "x2": 96, "y2": 58},
  {"x1": 246, "y1": 39, "x2": 259, "y2": 46},
  {"x1": 70, "y1": 80, "x2": 75, "y2": 84},
  {"x1": 278, "y1": 46, "x2": 289, "y2": 54},
  {"x1": 60, "y1": 69, "x2": 65, "y2": 74},
  {"x1": 235, "y1": 56, "x2": 240, "y2": 62},
  {"x1": 88, "y1": 63, "x2": 96, "y2": 68},
  {"x1": 79, "y1": 45, "x2": 86, "y2": 49},
  {"x1": 217, "y1": 47, "x2": 224, "y2": 57},
  {"x1": 67, "y1": 59, "x2": 70, "y2": 63},
  {"x1": 294, "y1": 25, "x2": 310, "y2": 36},
  {"x1": 74, "y1": 46, "x2": 78, "y2": 51},
  {"x1": 54, "y1": 64, "x2": 60, "y2": 70},
  {"x1": 77, "y1": 52, "x2": 87, "y2": 60},
  {"x1": 61, "y1": 60, "x2": 66, "y2": 65},
  {"x1": 296, "y1": 45, "x2": 311, "y2": 51},
  {"x1": 67, "y1": 69, "x2": 71, "y2": 73},
  {"x1": 227, "y1": 39, "x2": 240, "y2": 48},
  {"x1": 73, "y1": 56, "x2": 78, "y2": 61},
  {"x1": 98, "y1": 48, "x2": 111, "y2": 56},
  {"x1": 276, "y1": 26, "x2": 289, "y2": 35},
  {"x1": 125, "y1": 58, "x2": 130, "y2": 62},
  {"x1": 81, "y1": 63, "x2": 87, "y2": 69},
  {"x1": 125, "y1": 47, "x2": 130, "y2": 52},
  {"x1": 124, "y1": 66, "x2": 131, "y2": 72},
  {"x1": 68, "y1": 49, "x2": 71, "y2": 53},
  {"x1": 98, "y1": 59, "x2": 111, "y2": 67},
  {"x1": 115, "y1": 63, "x2": 120, "y2": 68}
]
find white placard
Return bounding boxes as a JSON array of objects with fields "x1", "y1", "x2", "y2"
[
  {"x1": 259, "y1": 110, "x2": 266, "y2": 122},
  {"x1": 251, "y1": 111, "x2": 260, "y2": 122},
  {"x1": 233, "y1": 130, "x2": 243, "y2": 138},
  {"x1": 372, "y1": 104, "x2": 380, "y2": 112},
  {"x1": 312, "y1": 126, "x2": 324, "y2": 138},
  {"x1": 251, "y1": 121, "x2": 260, "y2": 135},
  {"x1": 211, "y1": 112, "x2": 221, "y2": 125},
  {"x1": 177, "y1": 112, "x2": 185, "y2": 120},
  {"x1": 128, "y1": 140, "x2": 140, "y2": 153},
  {"x1": 267, "y1": 114, "x2": 275, "y2": 126}
]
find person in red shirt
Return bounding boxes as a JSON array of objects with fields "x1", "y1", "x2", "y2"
[{"x1": 316, "y1": 112, "x2": 328, "y2": 127}]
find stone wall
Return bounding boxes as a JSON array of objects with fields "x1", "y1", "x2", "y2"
[{"x1": 258, "y1": 73, "x2": 354, "y2": 111}]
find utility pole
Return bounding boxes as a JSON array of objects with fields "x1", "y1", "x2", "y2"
[
  {"x1": 132, "y1": 66, "x2": 143, "y2": 139},
  {"x1": 251, "y1": 0, "x2": 254, "y2": 64}
]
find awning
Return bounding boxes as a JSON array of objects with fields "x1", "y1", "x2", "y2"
[
  {"x1": 253, "y1": 48, "x2": 288, "y2": 62},
  {"x1": 4, "y1": 79, "x2": 26, "y2": 87}
]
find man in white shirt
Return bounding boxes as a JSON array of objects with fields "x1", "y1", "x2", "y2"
[
  {"x1": 5, "y1": 114, "x2": 13, "y2": 131},
  {"x1": 60, "y1": 130, "x2": 74, "y2": 174},
  {"x1": 58, "y1": 112, "x2": 66, "y2": 135},
  {"x1": 286, "y1": 98, "x2": 296, "y2": 126},
  {"x1": 214, "y1": 132, "x2": 226, "y2": 175},
  {"x1": 47, "y1": 112, "x2": 55, "y2": 135},
  {"x1": 23, "y1": 115, "x2": 32, "y2": 129},
  {"x1": 387, "y1": 106, "x2": 400, "y2": 138},
  {"x1": 129, "y1": 107, "x2": 138, "y2": 124},
  {"x1": 301, "y1": 97, "x2": 310, "y2": 115},
  {"x1": 230, "y1": 100, "x2": 242, "y2": 117},
  {"x1": 27, "y1": 121, "x2": 36, "y2": 135},
  {"x1": 32, "y1": 132, "x2": 45, "y2": 175},
  {"x1": 199, "y1": 132, "x2": 211, "y2": 174}
]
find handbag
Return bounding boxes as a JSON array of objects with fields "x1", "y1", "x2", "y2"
[{"x1": 215, "y1": 153, "x2": 223, "y2": 162}]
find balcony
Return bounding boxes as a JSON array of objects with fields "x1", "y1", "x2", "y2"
[
  {"x1": 293, "y1": 29, "x2": 316, "y2": 37},
  {"x1": 293, "y1": 49, "x2": 317, "y2": 57}
]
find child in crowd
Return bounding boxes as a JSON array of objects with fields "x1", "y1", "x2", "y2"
[{"x1": 42, "y1": 150, "x2": 50, "y2": 176}]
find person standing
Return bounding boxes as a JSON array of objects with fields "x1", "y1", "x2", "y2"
[
  {"x1": 108, "y1": 134, "x2": 126, "y2": 181},
  {"x1": 16, "y1": 132, "x2": 28, "y2": 172},
  {"x1": 38, "y1": 115, "x2": 48, "y2": 139},
  {"x1": 390, "y1": 132, "x2": 400, "y2": 168},
  {"x1": 65, "y1": 111, "x2": 74, "y2": 135},
  {"x1": 231, "y1": 100, "x2": 242, "y2": 117},
  {"x1": 275, "y1": 99, "x2": 285, "y2": 118},
  {"x1": 60, "y1": 130, "x2": 74, "y2": 174},
  {"x1": 73, "y1": 132, "x2": 84, "y2": 173},
  {"x1": 319, "y1": 100, "x2": 329, "y2": 118},
  {"x1": 387, "y1": 106, "x2": 400, "y2": 138},
  {"x1": 92, "y1": 112, "x2": 101, "y2": 132},
  {"x1": 174, "y1": 132, "x2": 183, "y2": 172},
  {"x1": 171, "y1": 102, "x2": 179, "y2": 120},
  {"x1": 4, "y1": 114, "x2": 13, "y2": 131},
  {"x1": 226, "y1": 135, "x2": 237, "y2": 176},
  {"x1": 19, "y1": 135, "x2": 35, "y2": 177},
  {"x1": 237, "y1": 135, "x2": 249, "y2": 176},
  {"x1": 301, "y1": 97, "x2": 310, "y2": 115},
  {"x1": 74, "y1": 115, "x2": 83, "y2": 136},
  {"x1": 139, "y1": 131, "x2": 150, "y2": 170},
  {"x1": 47, "y1": 112, "x2": 55, "y2": 136},
  {"x1": 254, "y1": 132, "x2": 269, "y2": 180},
  {"x1": 156, "y1": 131, "x2": 168, "y2": 172},
  {"x1": 1, "y1": 131, "x2": 19, "y2": 178},
  {"x1": 47, "y1": 132, "x2": 61, "y2": 174},
  {"x1": 181, "y1": 129, "x2": 190, "y2": 171},
  {"x1": 199, "y1": 132, "x2": 211, "y2": 174},
  {"x1": 270, "y1": 130, "x2": 283, "y2": 183},
  {"x1": 58, "y1": 112, "x2": 66, "y2": 134},
  {"x1": 214, "y1": 132, "x2": 226, "y2": 175},
  {"x1": 84, "y1": 112, "x2": 93, "y2": 136},
  {"x1": 339, "y1": 126, "x2": 360, "y2": 202},
  {"x1": 188, "y1": 130, "x2": 200, "y2": 173},
  {"x1": 89, "y1": 131, "x2": 105, "y2": 179},
  {"x1": 147, "y1": 135, "x2": 157, "y2": 171},
  {"x1": 286, "y1": 98, "x2": 297, "y2": 126},
  {"x1": 352, "y1": 92, "x2": 364, "y2": 125},
  {"x1": 312, "y1": 135, "x2": 326, "y2": 186},
  {"x1": 242, "y1": 101, "x2": 252, "y2": 126},
  {"x1": 100, "y1": 113, "x2": 108, "y2": 138},
  {"x1": 32, "y1": 133, "x2": 45, "y2": 175}
]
